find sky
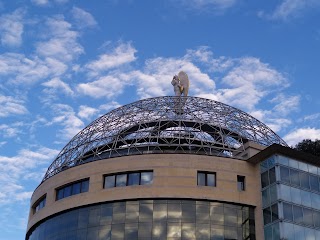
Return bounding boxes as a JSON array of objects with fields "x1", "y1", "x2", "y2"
[{"x1": 0, "y1": 0, "x2": 320, "y2": 239}]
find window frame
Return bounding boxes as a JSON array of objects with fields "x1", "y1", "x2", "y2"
[
  {"x1": 237, "y1": 175, "x2": 245, "y2": 191},
  {"x1": 33, "y1": 194, "x2": 46, "y2": 214},
  {"x1": 56, "y1": 178, "x2": 89, "y2": 201},
  {"x1": 197, "y1": 171, "x2": 216, "y2": 187}
]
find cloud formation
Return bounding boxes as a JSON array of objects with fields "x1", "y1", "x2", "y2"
[
  {"x1": 284, "y1": 128, "x2": 320, "y2": 146},
  {"x1": 71, "y1": 7, "x2": 97, "y2": 29},
  {"x1": 0, "y1": 8, "x2": 25, "y2": 47}
]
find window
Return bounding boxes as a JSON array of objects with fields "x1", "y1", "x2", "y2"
[
  {"x1": 104, "y1": 171, "x2": 153, "y2": 189},
  {"x1": 33, "y1": 195, "x2": 46, "y2": 214},
  {"x1": 56, "y1": 178, "x2": 89, "y2": 200},
  {"x1": 237, "y1": 175, "x2": 245, "y2": 191},
  {"x1": 197, "y1": 171, "x2": 216, "y2": 187}
]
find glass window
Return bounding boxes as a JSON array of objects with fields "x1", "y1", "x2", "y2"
[
  {"x1": 310, "y1": 175, "x2": 319, "y2": 192},
  {"x1": 279, "y1": 184, "x2": 291, "y2": 202},
  {"x1": 81, "y1": 180, "x2": 89, "y2": 193},
  {"x1": 271, "y1": 204, "x2": 278, "y2": 222},
  {"x1": 299, "y1": 161, "x2": 309, "y2": 172},
  {"x1": 167, "y1": 223, "x2": 181, "y2": 238},
  {"x1": 116, "y1": 174, "x2": 127, "y2": 187},
  {"x1": 283, "y1": 203, "x2": 293, "y2": 221},
  {"x1": 260, "y1": 160, "x2": 268, "y2": 172},
  {"x1": 207, "y1": 173, "x2": 216, "y2": 187},
  {"x1": 72, "y1": 182, "x2": 81, "y2": 195},
  {"x1": 237, "y1": 175, "x2": 245, "y2": 191},
  {"x1": 308, "y1": 164, "x2": 318, "y2": 175},
  {"x1": 277, "y1": 155, "x2": 289, "y2": 166},
  {"x1": 197, "y1": 172, "x2": 206, "y2": 186},
  {"x1": 293, "y1": 205, "x2": 303, "y2": 224},
  {"x1": 263, "y1": 208, "x2": 272, "y2": 225},
  {"x1": 181, "y1": 203, "x2": 195, "y2": 223},
  {"x1": 290, "y1": 169, "x2": 300, "y2": 186},
  {"x1": 182, "y1": 223, "x2": 195, "y2": 239},
  {"x1": 299, "y1": 171, "x2": 310, "y2": 189},
  {"x1": 290, "y1": 187, "x2": 302, "y2": 205},
  {"x1": 280, "y1": 166, "x2": 290, "y2": 184},
  {"x1": 261, "y1": 171, "x2": 269, "y2": 188},
  {"x1": 64, "y1": 185, "x2": 72, "y2": 198},
  {"x1": 57, "y1": 189, "x2": 64, "y2": 200},
  {"x1": 262, "y1": 189, "x2": 270, "y2": 208},
  {"x1": 269, "y1": 184, "x2": 277, "y2": 204},
  {"x1": 153, "y1": 204, "x2": 167, "y2": 221},
  {"x1": 128, "y1": 172, "x2": 140, "y2": 186},
  {"x1": 303, "y1": 208, "x2": 314, "y2": 226},
  {"x1": 104, "y1": 175, "x2": 115, "y2": 188},
  {"x1": 269, "y1": 167, "x2": 276, "y2": 185},
  {"x1": 301, "y1": 190, "x2": 312, "y2": 208},
  {"x1": 33, "y1": 196, "x2": 46, "y2": 213},
  {"x1": 289, "y1": 159, "x2": 299, "y2": 169},
  {"x1": 313, "y1": 211, "x2": 320, "y2": 227},
  {"x1": 196, "y1": 224, "x2": 210, "y2": 239},
  {"x1": 141, "y1": 172, "x2": 153, "y2": 185}
]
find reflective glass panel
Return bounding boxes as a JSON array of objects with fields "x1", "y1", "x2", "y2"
[
  {"x1": 197, "y1": 172, "x2": 206, "y2": 186},
  {"x1": 300, "y1": 171, "x2": 310, "y2": 189},
  {"x1": 293, "y1": 205, "x2": 303, "y2": 224},
  {"x1": 141, "y1": 172, "x2": 153, "y2": 185},
  {"x1": 104, "y1": 176, "x2": 115, "y2": 188},
  {"x1": 72, "y1": 182, "x2": 81, "y2": 195},
  {"x1": 81, "y1": 180, "x2": 89, "y2": 193},
  {"x1": 261, "y1": 171, "x2": 269, "y2": 188},
  {"x1": 128, "y1": 173, "x2": 140, "y2": 186},
  {"x1": 303, "y1": 208, "x2": 313, "y2": 226},
  {"x1": 310, "y1": 175, "x2": 319, "y2": 192},
  {"x1": 280, "y1": 166, "x2": 290, "y2": 184},
  {"x1": 290, "y1": 169, "x2": 300, "y2": 186},
  {"x1": 283, "y1": 203, "x2": 293, "y2": 221},
  {"x1": 269, "y1": 167, "x2": 276, "y2": 185},
  {"x1": 116, "y1": 174, "x2": 127, "y2": 187},
  {"x1": 207, "y1": 173, "x2": 216, "y2": 187}
]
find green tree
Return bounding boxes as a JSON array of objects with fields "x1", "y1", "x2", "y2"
[{"x1": 294, "y1": 139, "x2": 320, "y2": 157}]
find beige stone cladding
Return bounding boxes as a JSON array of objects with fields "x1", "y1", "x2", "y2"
[{"x1": 28, "y1": 153, "x2": 263, "y2": 237}]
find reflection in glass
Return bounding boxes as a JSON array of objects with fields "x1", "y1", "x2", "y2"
[
  {"x1": 104, "y1": 175, "x2": 115, "y2": 188},
  {"x1": 167, "y1": 223, "x2": 181, "y2": 238},
  {"x1": 280, "y1": 166, "x2": 290, "y2": 184},
  {"x1": 182, "y1": 223, "x2": 195, "y2": 239},
  {"x1": 310, "y1": 175, "x2": 319, "y2": 192},
  {"x1": 293, "y1": 205, "x2": 303, "y2": 224},
  {"x1": 141, "y1": 172, "x2": 153, "y2": 185},
  {"x1": 128, "y1": 173, "x2": 140, "y2": 186},
  {"x1": 207, "y1": 173, "x2": 216, "y2": 187},
  {"x1": 290, "y1": 169, "x2": 300, "y2": 186},
  {"x1": 116, "y1": 174, "x2": 127, "y2": 187}
]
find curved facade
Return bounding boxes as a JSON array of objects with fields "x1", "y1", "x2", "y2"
[{"x1": 27, "y1": 96, "x2": 300, "y2": 240}]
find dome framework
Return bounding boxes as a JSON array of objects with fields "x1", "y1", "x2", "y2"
[{"x1": 43, "y1": 96, "x2": 287, "y2": 182}]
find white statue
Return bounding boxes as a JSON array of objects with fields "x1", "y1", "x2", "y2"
[{"x1": 171, "y1": 71, "x2": 189, "y2": 96}]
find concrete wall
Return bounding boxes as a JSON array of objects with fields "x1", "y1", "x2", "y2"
[{"x1": 28, "y1": 154, "x2": 264, "y2": 238}]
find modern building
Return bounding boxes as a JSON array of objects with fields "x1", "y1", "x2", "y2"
[{"x1": 26, "y1": 96, "x2": 320, "y2": 240}]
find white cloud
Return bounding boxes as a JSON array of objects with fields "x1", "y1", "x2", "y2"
[
  {"x1": 71, "y1": 7, "x2": 97, "y2": 28},
  {"x1": 259, "y1": 0, "x2": 320, "y2": 21},
  {"x1": 0, "y1": 124, "x2": 21, "y2": 137},
  {"x1": 48, "y1": 104, "x2": 84, "y2": 139},
  {"x1": 271, "y1": 94, "x2": 300, "y2": 116},
  {"x1": 78, "y1": 105, "x2": 99, "y2": 120},
  {"x1": 0, "y1": 8, "x2": 25, "y2": 47},
  {"x1": 85, "y1": 42, "x2": 137, "y2": 76},
  {"x1": 0, "y1": 146, "x2": 59, "y2": 204},
  {"x1": 0, "y1": 95, "x2": 28, "y2": 117},
  {"x1": 217, "y1": 57, "x2": 288, "y2": 110},
  {"x1": 42, "y1": 77, "x2": 74, "y2": 96},
  {"x1": 284, "y1": 128, "x2": 320, "y2": 146},
  {"x1": 31, "y1": 0, "x2": 49, "y2": 6},
  {"x1": 77, "y1": 75, "x2": 125, "y2": 99},
  {"x1": 175, "y1": 0, "x2": 237, "y2": 11},
  {"x1": 36, "y1": 16, "x2": 84, "y2": 62}
]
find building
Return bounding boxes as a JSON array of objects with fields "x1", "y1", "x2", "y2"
[{"x1": 26, "y1": 96, "x2": 320, "y2": 240}]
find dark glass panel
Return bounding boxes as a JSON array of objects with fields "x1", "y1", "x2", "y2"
[
  {"x1": 153, "y1": 204, "x2": 167, "y2": 221},
  {"x1": 261, "y1": 171, "x2": 269, "y2": 188},
  {"x1": 141, "y1": 172, "x2": 153, "y2": 185},
  {"x1": 293, "y1": 205, "x2": 303, "y2": 224},
  {"x1": 181, "y1": 203, "x2": 195, "y2": 223},
  {"x1": 100, "y1": 205, "x2": 113, "y2": 225},
  {"x1": 152, "y1": 223, "x2": 167, "y2": 239},
  {"x1": 210, "y1": 224, "x2": 224, "y2": 240},
  {"x1": 263, "y1": 208, "x2": 271, "y2": 225},
  {"x1": 299, "y1": 171, "x2": 310, "y2": 189},
  {"x1": 303, "y1": 208, "x2": 314, "y2": 226},
  {"x1": 64, "y1": 185, "x2": 72, "y2": 198},
  {"x1": 283, "y1": 203, "x2": 293, "y2": 221},
  {"x1": 72, "y1": 182, "x2": 81, "y2": 195},
  {"x1": 290, "y1": 169, "x2": 300, "y2": 186},
  {"x1": 224, "y1": 226, "x2": 238, "y2": 240},
  {"x1": 125, "y1": 203, "x2": 139, "y2": 222},
  {"x1": 99, "y1": 225, "x2": 111, "y2": 240},
  {"x1": 269, "y1": 167, "x2": 276, "y2": 185},
  {"x1": 81, "y1": 179, "x2": 89, "y2": 193},
  {"x1": 181, "y1": 223, "x2": 195, "y2": 239},
  {"x1": 271, "y1": 204, "x2": 278, "y2": 222},
  {"x1": 196, "y1": 223, "x2": 210, "y2": 240},
  {"x1": 86, "y1": 226, "x2": 99, "y2": 240},
  {"x1": 280, "y1": 166, "x2": 290, "y2": 184},
  {"x1": 78, "y1": 209, "x2": 89, "y2": 229},
  {"x1": 198, "y1": 172, "x2": 206, "y2": 186},
  {"x1": 88, "y1": 207, "x2": 100, "y2": 227},
  {"x1": 116, "y1": 174, "x2": 127, "y2": 187},
  {"x1": 104, "y1": 175, "x2": 115, "y2": 189},
  {"x1": 224, "y1": 207, "x2": 237, "y2": 226},
  {"x1": 111, "y1": 223, "x2": 124, "y2": 239},
  {"x1": 113, "y1": 203, "x2": 126, "y2": 223},
  {"x1": 124, "y1": 223, "x2": 138, "y2": 240},
  {"x1": 168, "y1": 203, "x2": 182, "y2": 221},
  {"x1": 310, "y1": 175, "x2": 319, "y2": 192},
  {"x1": 138, "y1": 223, "x2": 152, "y2": 238},
  {"x1": 210, "y1": 205, "x2": 224, "y2": 225},
  {"x1": 139, "y1": 204, "x2": 153, "y2": 222},
  {"x1": 196, "y1": 204, "x2": 209, "y2": 223},
  {"x1": 237, "y1": 175, "x2": 245, "y2": 191},
  {"x1": 262, "y1": 189, "x2": 269, "y2": 208},
  {"x1": 167, "y1": 223, "x2": 181, "y2": 238},
  {"x1": 207, "y1": 173, "x2": 216, "y2": 187},
  {"x1": 128, "y1": 173, "x2": 140, "y2": 186},
  {"x1": 313, "y1": 211, "x2": 320, "y2": 228}
]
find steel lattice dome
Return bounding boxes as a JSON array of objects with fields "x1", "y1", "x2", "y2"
[{"x1": 42, "y1": 96, "x2": 287, "y2": 182}]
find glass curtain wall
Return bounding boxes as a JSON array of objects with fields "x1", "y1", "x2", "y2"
[
  {"x1": 27, "y1": 199, "x2": 255, "y2": 240},
  {"x1": 261, "y1": 155, "x2": 320, "y2": 240}
]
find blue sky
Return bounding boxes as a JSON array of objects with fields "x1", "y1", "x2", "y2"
[{"x1": 0, "y1": 0, "x2": 320, "y2": 239}]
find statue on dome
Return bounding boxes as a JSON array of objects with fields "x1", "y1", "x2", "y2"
[{"x1": 171, "y1": 71, "x2": 189, "y2": 97}]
